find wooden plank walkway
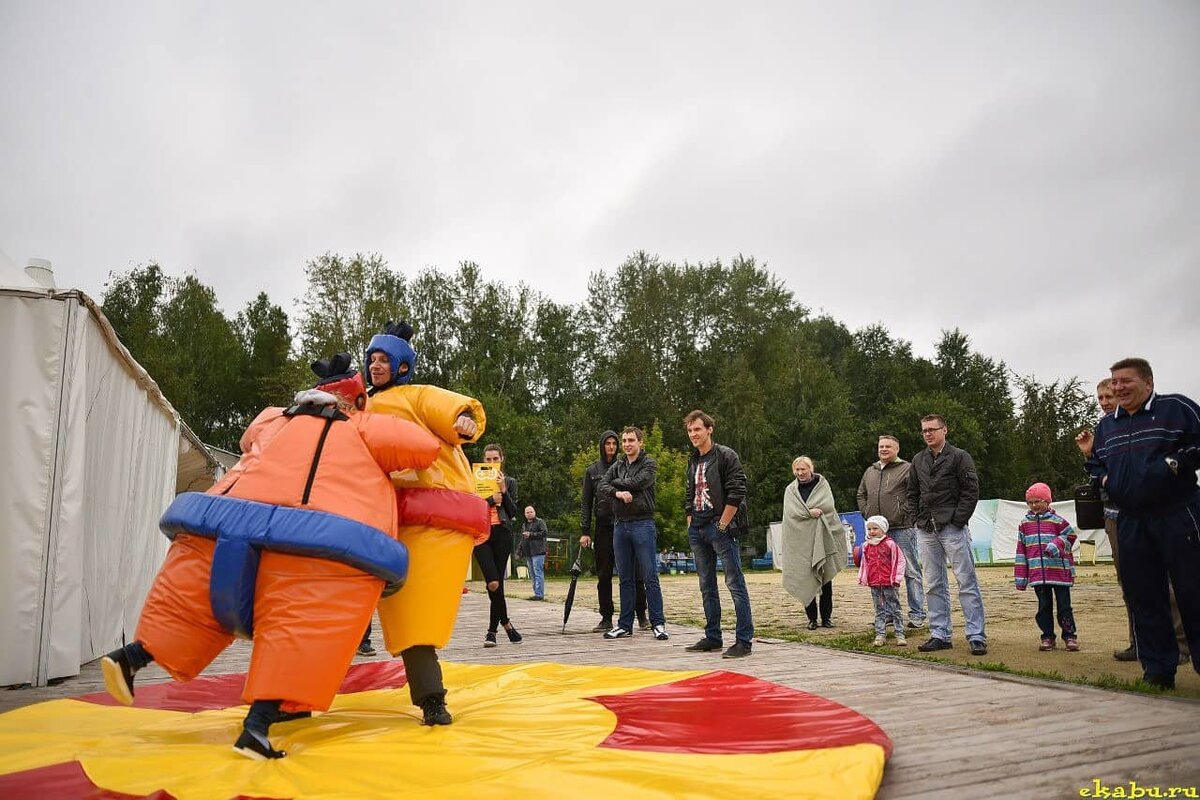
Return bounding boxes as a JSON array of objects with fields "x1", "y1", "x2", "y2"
[{"x1": 4, "y1": 592, "x2": 1198, "y2": 798}]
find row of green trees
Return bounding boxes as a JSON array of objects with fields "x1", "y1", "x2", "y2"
[{"x1": 101, "y1": 252, "x2": 1098, "y2": 551}]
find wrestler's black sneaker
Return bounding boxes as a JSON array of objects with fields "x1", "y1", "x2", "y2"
[
  {"x1": 100, "y1": 647, "x2": 136, "y2": 706},
  {"x1": 233, "y1": 729, "x2": 287, "y2": 760},
  {"x1": 420, "y1": 694, "x2": 453, "y2": 726}
]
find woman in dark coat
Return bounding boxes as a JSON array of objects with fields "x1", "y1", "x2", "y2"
[{"x1": 474, "y1": 443, "x2": 523, "y2": 647}]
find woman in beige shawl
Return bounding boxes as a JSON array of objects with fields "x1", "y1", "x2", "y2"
[{"x1": 781, "y1": 456, "x2": 847, "y2": 629}]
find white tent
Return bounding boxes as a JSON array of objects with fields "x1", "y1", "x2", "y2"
[
  {"x1": 974, "y1": 499, "x2": 1112, "y2": 564},
  {"x1": 0, "y1": 282, "x2": 220, "y2": 687}
]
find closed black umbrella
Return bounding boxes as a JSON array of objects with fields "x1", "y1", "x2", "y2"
[{"x1": 561, "y1": 547, "x2": 586, "y2": 632}]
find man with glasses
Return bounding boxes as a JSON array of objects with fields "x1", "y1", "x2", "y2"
[{"x1": 906, "y1": 414, "x2": 987, "y2": 655}]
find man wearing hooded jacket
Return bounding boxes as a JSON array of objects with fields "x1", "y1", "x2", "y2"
[{"x1": 580, "y1": 431, "x2": 647, "y2": 632}]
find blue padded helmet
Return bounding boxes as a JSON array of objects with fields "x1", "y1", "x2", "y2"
[{"x1": 365, "y1": 320, "x2": 417, "y2": 386}]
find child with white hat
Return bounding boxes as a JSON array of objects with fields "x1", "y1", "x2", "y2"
[{"x1": 858, "y1": 515, "x2": 908, "y2": 647}]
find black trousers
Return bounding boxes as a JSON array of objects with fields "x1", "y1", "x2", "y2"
[
  {"x1": 1033, "y1": 585, "x2": 1076, "y2": 641},
  {"x1": 474, "y1": 524, "x2": 513, "y2": 631},
  {"x1": 1110, "y1": 516, "x2": 1189, "y2": 656},
  {"x1": 593, "y1": 518, "x2": 646, "y2": 620},
  {"x1": 400, "y1": 644, "x2": 443, "y2": 704},
  {"x1": 1117, "y1": 495, "x2": 1200, "y2": 681},
  {"x1": 806, "y1": 581, "x2": 833, "y2": 624}
]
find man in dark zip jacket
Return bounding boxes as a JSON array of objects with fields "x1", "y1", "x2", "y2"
[
  {"x1": 1081, "y1": 357, "x2": 1200, "y2": 690},
  {"x1": 580, "y1": 431, "x2": 647, "y2": 632},
  {"x1": 598, "y1": 427, "x2": 668, "y2": 641},
  {"x1": 906, "y1": 414, "x2": 987, "y2": 656}
]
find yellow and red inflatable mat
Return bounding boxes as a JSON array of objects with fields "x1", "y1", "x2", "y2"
[{"x1": 0, "y1": 661, "x2": 891, "y2": 799}]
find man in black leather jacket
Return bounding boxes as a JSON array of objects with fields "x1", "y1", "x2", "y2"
[
  {"x1": 598, "y1": 427, "x2": 668, "y2": 641},
  {"x1": 580, "y1": 431, "x2": 647, "y2": 631}
]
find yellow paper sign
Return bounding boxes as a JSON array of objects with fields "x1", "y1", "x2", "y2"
[{"x1": 472, "y1": 463, "x2": 501, "y2": 499}]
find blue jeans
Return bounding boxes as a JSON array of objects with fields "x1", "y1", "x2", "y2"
[
  {"x1": 889, "y1": 527, "x2": 926, "y2": 624},
  {"x1": 918, "y1": 524, "x2": 986, "y2": 643},
  {"x1": 529, "y1": 554, "x2": 545, "y2": 598},
  {"x1": 613, "y1": 519, "x2": 665, "y2": 631},
  {"x1": 689, "y1": 522, "x2": 754, "y2": 644}
]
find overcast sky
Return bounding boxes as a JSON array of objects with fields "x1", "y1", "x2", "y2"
[{"x1": 2, "y1": 2, "x2": 1198, "y2": 400}]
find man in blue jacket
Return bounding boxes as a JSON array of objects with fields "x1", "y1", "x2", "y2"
[{"x1": 1080, "y1": 357, "x2": 1200, "y2": 689}]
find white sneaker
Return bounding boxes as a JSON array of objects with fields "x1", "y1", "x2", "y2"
[
  {"x1": 604, "y1": 627, "x2": 632, "y2": 640},
  {"x1": 895, "y1": 634, "x2": 907, "y2": 647},
  {"x1": 652, "y1": 624, "x2": 669, "y2": 641},
  {"x1": 873, "y1": 634, "x2": 886, "y2": 647}
]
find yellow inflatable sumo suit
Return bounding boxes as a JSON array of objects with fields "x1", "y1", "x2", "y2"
[{"x1": 364, "y1": 322, "x2": 490, "y2": 723}]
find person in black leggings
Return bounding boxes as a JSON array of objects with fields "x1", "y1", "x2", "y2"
[{"x1": 474, "y1": 443, "x2": 523, "y2": 647}]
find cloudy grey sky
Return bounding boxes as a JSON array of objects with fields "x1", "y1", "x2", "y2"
[{"x1": 2, "y1": 2, "x2": 1198, "y2": 399}]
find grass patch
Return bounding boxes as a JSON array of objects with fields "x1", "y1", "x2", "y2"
[{"x1": 752, "y1": 622, "x2": 1193, "y2": 698}]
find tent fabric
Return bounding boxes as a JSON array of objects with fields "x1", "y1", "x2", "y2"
[
  {"x1": 968, "y1": 499, "x2": 1111, "y2": 564},
  {"x1": 0, "y1": 289, "x2": 191, "y2": 687}
]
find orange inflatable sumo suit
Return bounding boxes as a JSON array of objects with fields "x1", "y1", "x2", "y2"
[{"x1": 134, "y1": 386, "x2": 440, "y2": 713}]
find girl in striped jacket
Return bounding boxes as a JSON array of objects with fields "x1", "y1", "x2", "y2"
[{"x1": 1015, "y1": 482, "x2": 1079, "y2": 651}]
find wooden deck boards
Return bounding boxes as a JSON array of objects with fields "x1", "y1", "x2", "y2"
[{"x1": 3, "y1": 591, "x2": 1198, "y2": 798}]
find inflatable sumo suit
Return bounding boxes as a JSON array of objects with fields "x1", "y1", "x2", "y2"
[
  {"x1": 130, "y1": 368, "x2": 440, "y2": 717},
  {"x1": 364, "y1": 324, "x2": 490, "y2": 661}
]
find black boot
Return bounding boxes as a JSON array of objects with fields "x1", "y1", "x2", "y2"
[{"x1": 419, "y1": 693, "x2": 452, "y2": 726}]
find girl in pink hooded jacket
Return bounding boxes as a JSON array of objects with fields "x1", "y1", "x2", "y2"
[{"x1": 857, "y1": 516, "x2": 907, "y2": 647}]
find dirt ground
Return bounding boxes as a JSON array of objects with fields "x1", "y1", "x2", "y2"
[{"x1": 477, "y1": 563, "x2": 1200, "y2": 697}]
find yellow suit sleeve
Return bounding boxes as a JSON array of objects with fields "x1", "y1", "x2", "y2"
[{"x1": 410, "y1": 385, "x2": 486, "y2": 445}]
